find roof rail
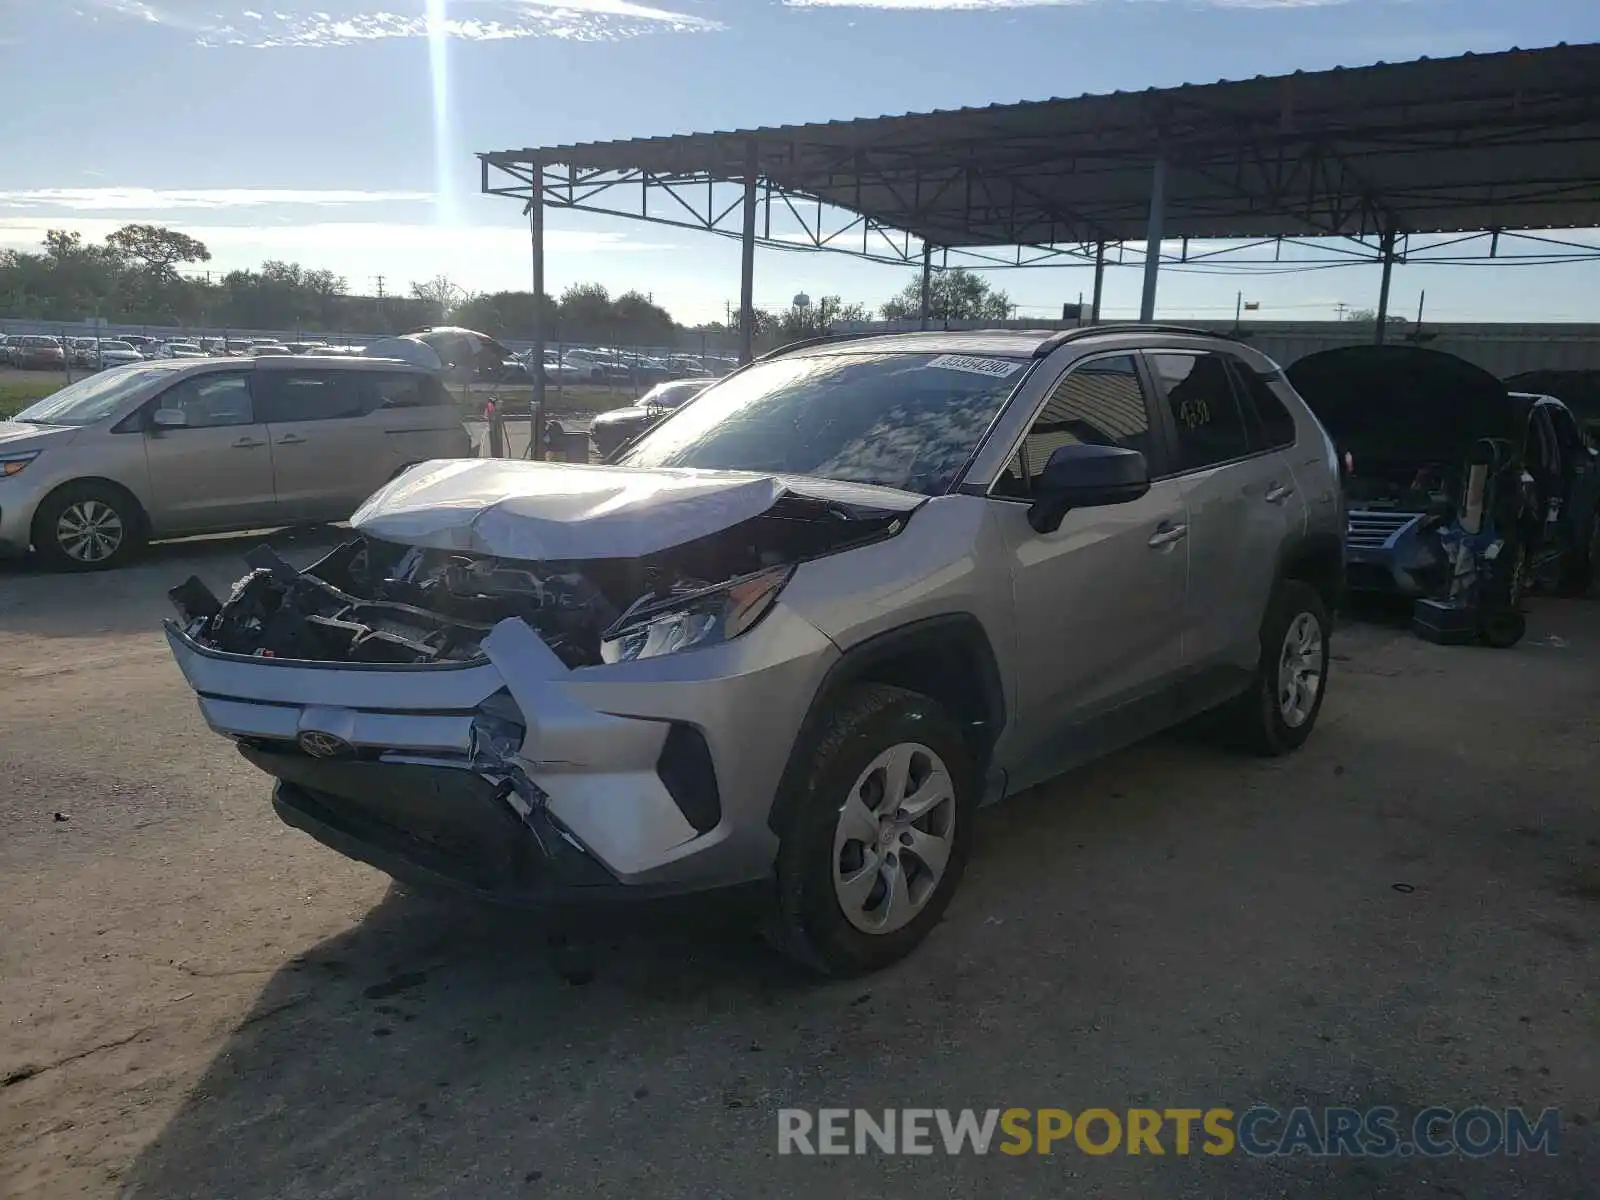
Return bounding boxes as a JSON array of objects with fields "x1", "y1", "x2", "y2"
[
  {"x1": 757, "y1": 330, "x2": 886, "y2": 361},
  {"x1": 1032, "y1": 323, "x2": 1239, "y2": 357}
]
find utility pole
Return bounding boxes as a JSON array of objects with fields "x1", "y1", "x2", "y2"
[
  {"x1": 374, "y1": 275, "x2": 387, "y2": 326},
  {"x1": 1334, "y1": 301, "x2": 1348, "y2": 321}
]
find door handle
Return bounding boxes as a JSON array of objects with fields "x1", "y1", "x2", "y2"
[
  {"x1": 1147, "y1": 522, "x2": 1188, "y2": 548},
  {"x1": 231, "y1": 436, "x2": 264, "y2": 449},
  {"x1": 276, "y1": 434, "x2": 306, "y2": 445},
  {"x1": 1265, "y1": 483, "x2": 1295, "y2": 504}
]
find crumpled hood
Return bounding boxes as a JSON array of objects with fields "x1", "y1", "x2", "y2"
[
  {"x1": 0, "y1": 421, "x2": 78, "y2": 453},
  {"x1": 350, "y1": 458, "x2": 922, "y2": 560}
]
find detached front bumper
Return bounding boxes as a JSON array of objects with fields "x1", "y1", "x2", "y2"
[
  {"x1": 164, "y1": 607, "x2": 836, "y2": 905},
  {"x1": 1344, "y1": 510, "x2": 1448, "y2": 598}
]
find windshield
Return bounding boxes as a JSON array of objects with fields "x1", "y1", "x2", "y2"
[
  {"x1": 101, "y1": 341, "x2": 133, "y2": 351},
  {"x1": 12, "y1": 366, "x2": 165, "y2": 426},
  {"x1": 619, "y1": 351, "x2": 1028, "y2": 495}
]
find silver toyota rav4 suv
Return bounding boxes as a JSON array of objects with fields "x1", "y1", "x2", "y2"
[{"x1": 165, "y1": 327, "x2": 1344, "y2": 975}]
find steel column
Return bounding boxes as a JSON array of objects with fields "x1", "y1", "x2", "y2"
[
  {"x1": 1139, "y1": 159, "x2": 1166, "y2": 322},
  {"x1": 527, "y1": 164, "x2": 547, "y2": 459},
  {"x1": 738, "y1": 140, "x2": 758, "y2": 364},
  {"x1": 919, "y1": 243, "x2": 933, "y2": 330},
  {"x1": 1374, "y1": 228, "x2": 1397, "y2": 346},
  {"x1": 1090, "y1": 240, "x2": 1106, "y2": 324}
]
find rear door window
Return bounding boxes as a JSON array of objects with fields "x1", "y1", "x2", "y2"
[
  {"x1": 256, "y1": 370, "x2": 366, "y2": 423},
  {"x1": 1148, "y1": 351, "x2": 1254, "y2": 472}
]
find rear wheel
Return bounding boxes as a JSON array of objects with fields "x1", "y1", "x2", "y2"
[
  {"x1": 31, "y1": 482, "x2": 145, "y2": 572},
  {"x1": 1218, "y1": 580, "x2": 1330, "y2": 756},
  {"x1": 766, "y1": 684, "x2": 976, "y2": 976}
]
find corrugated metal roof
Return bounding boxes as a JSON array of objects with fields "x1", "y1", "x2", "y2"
[{"x1": 482, "y1": 43, "x2": 1600, "y2": 244}]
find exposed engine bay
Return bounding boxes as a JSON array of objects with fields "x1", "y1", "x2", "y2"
[{"x1": 168, "y1": 492, "x2": 908, "y2": 668}]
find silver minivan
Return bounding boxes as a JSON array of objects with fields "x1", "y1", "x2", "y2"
[{"x1": 0, "y1": 356, "x2": 472, "y2": 569}]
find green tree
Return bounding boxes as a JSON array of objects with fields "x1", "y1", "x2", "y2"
[
  {"x1": 1344, "y1": 308, "x2": 1408, "y2": 325},
  {"x1": 558, "y1": 282, "x2": 614, "y2": 342},
  {"x1": 410, "y1": 275, "x2": 467, "y2": 322},
  {"x1": 105, "y1": 223, "x2": 211, "y2": 281},
  {"x1": 455, "y1": 290, "x2": 557, "y2": 339},
  {"x1": 881, "y1": 267, "x2": 1011, "y2": 322},
  {"x1": 610, "y1": 290, "x2": 676, "y2": 347}
]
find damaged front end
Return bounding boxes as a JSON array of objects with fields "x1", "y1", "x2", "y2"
[
  {"x1": 168, "y1": 484, "x2": 906, "y2": 669},
  {"x1": 162, "y1": 461, "x2": 918, "y2": 904}
]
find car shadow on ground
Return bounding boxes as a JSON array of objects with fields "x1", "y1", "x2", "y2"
[
  {"x1": 114, "y1": 701, "x2": 1598, "y2": 1198},
  {"x1": 0, "y1": 525, "x2": 347, "y2": 641}
]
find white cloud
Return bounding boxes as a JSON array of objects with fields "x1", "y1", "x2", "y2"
[
  {"x1": 0, "y1": 187, "x2": 434, "y2": 211},
  {"x1": 81, "y1": 0, "x2": 722, "y2": 45},
  {"x1": 784, "y1": 0, "x2": 1343, "y2": 8}
]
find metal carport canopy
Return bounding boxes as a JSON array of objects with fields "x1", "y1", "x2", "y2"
[
  {"x1": 480, "y1": 42, "x2": 1600, "y2": 435},
  {"x1": 483, "y1": 42, "x2": 1600, "y2": 246}
]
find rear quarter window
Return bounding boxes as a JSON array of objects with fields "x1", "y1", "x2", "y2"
[{"x1": 1228, "y1": 360, "x2": 1299, "y2": 450}]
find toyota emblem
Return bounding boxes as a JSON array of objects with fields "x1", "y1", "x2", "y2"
[{"x1": 298, "y1": 730, "x2": 353, "y2": 760}]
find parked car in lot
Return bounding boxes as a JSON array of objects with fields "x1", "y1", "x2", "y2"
[
  {"x1": 94, "y1": 340, "x2": 144, "y2": 370},
  {"x1": 119, "y1": 335, "x2": 161, "y2": 358},
  {"x1": 159, "y1": 325, "x2": 1342, "y2": 974},
  {"x1": 10, "y1": 335, "x2": 66, "y2": 371},
  {"x1": 1290, "y1": 345, "x2": 1600, "y2": 600},
  {"x1": 524, "y1": 353, "x2": 590, "y2": 385},
  {"x1": 246, "y1": 343, "x2": 293, "y2": 357},
  {"x1": 589, "y1": 377, "x2": 713, "y2": 457},
  {"x1": 158, "y1": 342, "x2": 209, "y2": 359},
  {"x1": 563, "y1": 348, "x2": 631, "y2": 382},
  {"x1": 0, "y1": 356, "x2": 471, "y2": 569}
]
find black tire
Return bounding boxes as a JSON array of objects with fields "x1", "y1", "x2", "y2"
[
  {"x1": 1556, "y1": 513, "x2": 1599, "y2": 597},
  {"x1": 766, "y1": 684, "x2": 976, "y2": 976},
  {"x1": 31, "y1": 481, "x2": 145, "y2": 572},
  {"x1": 1218, "y1": 580, "x2": 1331, "y2": 756}
]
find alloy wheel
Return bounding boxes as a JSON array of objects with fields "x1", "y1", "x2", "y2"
[
  {"x1": 832, "y1": 742, "x2": 957, "y2": 935},
  {"x1": 56, "y1": 499, "x2": 125, "y2": 564},
  {"x1": 1277, "y1": 611, "x2": 1324, "y2": 729}
]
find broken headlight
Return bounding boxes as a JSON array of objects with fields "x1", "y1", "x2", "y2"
[{"x1": 600, "y1": 564, "x2": 793, "y2": 664}]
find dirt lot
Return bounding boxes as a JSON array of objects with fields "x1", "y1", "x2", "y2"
[{"x1": 2, "y1": 534, "x2": 1598, "y2": 1199}]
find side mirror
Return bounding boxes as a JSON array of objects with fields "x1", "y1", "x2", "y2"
[
  {"x1": 1027, "y1": 443, "x2": 1150, "y2": 534},
  {"x1": 151, "y1": 408, "x2": 188, "y2": 430}
]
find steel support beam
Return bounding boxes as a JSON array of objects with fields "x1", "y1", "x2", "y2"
[
  {"x1": 919, "y1": 243, "x2": 933, "y2": 330},
  {"x1": 1139, "y1": 158, "x2": 1166, "y2": 322},
  {"x1": 1374, "y1": 228, "x2": 1397, "y2": 345},
  {"x1": 739, "y1": 141, "x2": 758, "y2": 365},
  {"x1": 1090, "y1": 239, "x2": 1106, "y2": 324},
  {"x1": 527, "y1": 164, "x2": 546, "y2": 459}
]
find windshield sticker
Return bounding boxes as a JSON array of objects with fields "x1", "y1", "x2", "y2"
[{"x1": 926, "y1": 354, "x2": 1024, "y2": 379}]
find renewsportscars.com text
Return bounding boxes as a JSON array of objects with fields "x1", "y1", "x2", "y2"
[{"x1": 777, "y1": 1106, "x2": 1561, "y2": 1158}]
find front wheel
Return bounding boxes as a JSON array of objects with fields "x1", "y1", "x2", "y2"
[
  {"x1": 31, "y1": 482, "x2": 145, "y2": 571},
  {"x1": 1218, "y1": 580, "x2": 1331, "y2": 756},
  {"x1": 766, "y1": 684, "x2": 976, "y2": 976}
]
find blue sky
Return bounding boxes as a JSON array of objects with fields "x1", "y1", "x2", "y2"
[{"x1": 2, "y1": 0, "x2": 1598, "y2": 325}]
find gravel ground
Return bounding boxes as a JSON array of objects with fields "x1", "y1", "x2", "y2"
[{"x1": 2, "y1": 534, "x2": 1597, "y2": 1199}]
